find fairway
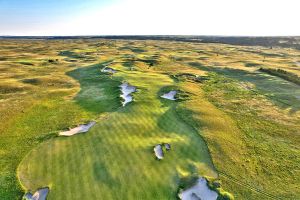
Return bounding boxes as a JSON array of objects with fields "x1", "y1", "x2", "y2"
[{"x1": 17, "y1": 63, "x2": 217, "y2": 199}]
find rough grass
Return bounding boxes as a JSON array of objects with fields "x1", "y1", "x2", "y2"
[
  {"x1": 200, "y1": 73, "x2": 300, "y2": 199},
  {"x1": 175, "y1": 76, "x2": 300, "y2": 199}
]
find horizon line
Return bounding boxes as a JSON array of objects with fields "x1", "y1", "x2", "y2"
[{"x1": 1, "y1": 35, "x2": 300, "y2": 38}]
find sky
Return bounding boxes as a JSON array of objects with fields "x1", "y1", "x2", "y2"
[{"x1": 0, "y1": 0, "x2": 299, "y2": 36}]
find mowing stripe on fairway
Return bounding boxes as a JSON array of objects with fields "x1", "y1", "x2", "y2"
[{"x1": 18, "y1": 64, "x2": 217, "y2": 199}]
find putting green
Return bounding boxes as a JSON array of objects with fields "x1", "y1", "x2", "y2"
[{"x1": 18, "y1": 63, "x2": 216, "y2": 199}]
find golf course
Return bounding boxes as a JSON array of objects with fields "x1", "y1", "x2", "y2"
[{"x1": 0, "y1": 37, "x2": 300, "y2": 200}]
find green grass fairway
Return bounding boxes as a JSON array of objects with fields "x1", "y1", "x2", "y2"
[{"x1": 17, "y1": 64, "x2": 216, "y2": 199}]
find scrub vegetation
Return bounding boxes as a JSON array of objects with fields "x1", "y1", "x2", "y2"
[
  {"x1": 259, "y1": 67, "x2": 300, "y2": 86},
  {"x1": 0, "y1": 38, "x2": 299, "y2": 200}
]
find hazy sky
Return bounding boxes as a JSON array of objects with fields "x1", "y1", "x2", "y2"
[{"x1": 0, "y1": 0, "x2": 299, "y2": 36}]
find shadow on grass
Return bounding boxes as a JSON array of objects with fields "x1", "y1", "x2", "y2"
[
  {"x1": 66, "y1": 63, "x2": 122, "y2": 114},
  {"x1": 118, "y1": 46, "x2": 147, "y2": 53},
  {"x1": 93, "y1": 161, "x2": 120, "y2": 188},
  {"x1": 189, "y1": 62, "x2": 300, "y2": 113},
  {"x1": 59, "y1": 51, "x2": 85, "y2": 59},
  {"x1": 157, "y1": 107, "x2": 181, "y2": 133}
]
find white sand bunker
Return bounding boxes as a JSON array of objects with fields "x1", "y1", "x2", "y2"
[
  {"x1": 154, "y1": 144, "x2": 164, "y2": 160},
  {"x1": 161, "y1": 90, "x2": 177, "y2": 100},
  {"x1": 179, "y1": 177, "x2": 218, "y2": 200},
  {"x1": 120, "y1": 82, "x2": 136, "y2": 106},
  {"x1": 101, "y1": 67, "x2": 116, "y2": 74},
  {"x1": 59, "y1": 121, "x2": 96, "y2": 136},
  {"x1": 24, "y1": 187, "x2": 49, "y2": 200},
  {"x1": 165, "y1": 143, "x2": 171, "y2": 151}
]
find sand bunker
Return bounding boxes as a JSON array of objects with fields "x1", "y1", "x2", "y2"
[
  {"x1": 161, "y1": 90, "x2": 177, "y2": 100},
  {"x1": 179, "y1": 177, "x2": 218, "y2": 200},
  {"x1": 24, "y1": 187, "x2": 49, "y2": 200},
  {"x1": 153, "y1": 143, "x2": 172, "y2": 160},
  {"x1": 59, "y1": 121, "x2": 96, "y2": 136},
  {"x1": 164, "y1": 143, "x2": 171, "y2": 151},
  {"x1": 154, "y1": 144, "x2": 164, "y2": 159},
  {"x1": 120, "y1": 82, "x2": 136, "y2": 106},
  {"x1": 101, "y1": 67, "x2": 116, "y2": 74}
]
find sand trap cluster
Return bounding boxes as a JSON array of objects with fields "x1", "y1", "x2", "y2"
[
  {"x1": 24, "y1": 187, "x2": 49, "y2": 200},
  {"x1": 178, "y1": 177, "x2": 218, "y2": 200},
  {"x1": 120, "y1": 82, "x2": 136, "y2": 106},
  {"x1": 101, "y1": 67, "x2": 116, "y2": 74},
  {"x1": 154, "y1": 143, "x2": 171, "y2": 160},
  {"x1": 59, "y1": 121, "x2": 96, "y2": 136},
  {"x1": 161, "y1": 90, "x2": 177, "y2": 100}
]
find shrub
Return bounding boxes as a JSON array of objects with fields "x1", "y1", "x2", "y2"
[
  {"x1": 245, "y1": 62, "x2": 260, "y2": 67},
  {"x1": 22, "y1": 78, "x2": 41, "y2": 85},
  {"x1": 259, "y1": 67, "x2": 300, "y2": 86}
]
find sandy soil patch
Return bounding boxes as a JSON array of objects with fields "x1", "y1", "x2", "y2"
[
  {"x1": 154, "y1": 144, "x2": 164, "y2": 159},
  {"x1": 179, "y1": 177, "x2": 218, "y2": 200},
  {"x1": 59, "y1": 121, "x2": 96, "y2": 136},
  {"x1": 161, "y1": 90, "x2": 177, "y2": 100},
  {"x1": 24, "y1": 187, "x2": 49, "y2": 200},
  {"x1": 120, "y1": 82, "x2": 136, "y2": 106}
]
